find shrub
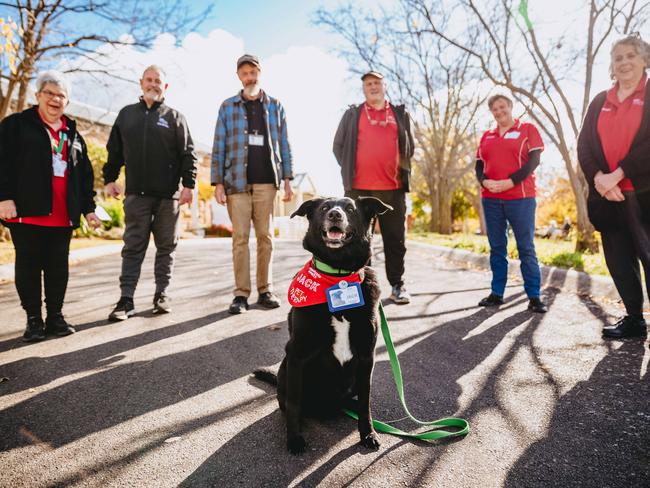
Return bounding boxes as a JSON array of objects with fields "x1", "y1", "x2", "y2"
[
  {"x1": 546, "y1": 252, "x2": 585, "y2": 271},
  {"x1": 98, "y1": 198, "x2": 125, "y2": 230}
]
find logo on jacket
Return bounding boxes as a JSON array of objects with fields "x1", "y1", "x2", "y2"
[{"x1": 157, "y1": 118, "x2": 170, "y2": 128}]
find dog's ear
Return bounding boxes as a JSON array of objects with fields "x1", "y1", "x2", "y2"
[
  {"x1": 356, "y1": 197, "x2": 392, "y2": 218},
  {"x1": 291, "y1": 198, "x2": 325, "y2": 219}
]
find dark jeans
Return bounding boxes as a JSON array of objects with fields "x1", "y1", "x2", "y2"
[
  {"x1": 345, "y1": 189, "x2": 406, "y2": 287},
  {"x1": 9, "y1": 224, "x2": 73, "y2": 317},
  {"x1": 600, "y1": 191, "x2": 650, "y2": 316},
  {"x1": 483, "y1": 197, "x2": 541, "y2": 298},
  {"x1": 119, "y1": 194, "x2": 180, "y2": 298}
]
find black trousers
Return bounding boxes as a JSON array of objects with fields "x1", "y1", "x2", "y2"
[
  {"x1": 600, "y1": 191, "x2": 650, "y2": 316},
  {"x1": 345, "y1": 189, "x2": 407, "y2": 287},
  {"x1": 9, "y1": 224, "x2": 73, "y2": 317}
]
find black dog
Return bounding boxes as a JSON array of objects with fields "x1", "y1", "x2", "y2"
[{"x1": 254, "y1": 196, "x2": 391, "y2": 454}]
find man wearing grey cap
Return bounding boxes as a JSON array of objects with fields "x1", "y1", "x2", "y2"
[
  {"x1": 333, "y1": 71, "x2": 414, "y2": 304},
  {"x1": 211, "y1": 54, "x2": 294, "y2": 314}
]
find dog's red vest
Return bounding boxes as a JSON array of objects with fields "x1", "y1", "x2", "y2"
[{"x1": 288, "y1": 260, "x2": 362, "y2": 307}]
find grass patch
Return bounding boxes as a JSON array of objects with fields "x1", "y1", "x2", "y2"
[{"x1": 409, "y1": 231, "x2": 610, "y2": 276}]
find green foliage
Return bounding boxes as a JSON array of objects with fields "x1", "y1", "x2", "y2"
[
  {"x1": 451, "y1": 190, "x2": 475, "y2": 221},
  {"x1": 410, "y1": 193, "x2": 430, "y2": 231},
  {"x1": 87, "y1": 142, "x2": 107, "y2": 191},
  {"x1": 98, "y1": 198, "x2": 125, "y2": 230},
  {"x1": 548, "y1": 252, "x2": 585, "y2": 271}
]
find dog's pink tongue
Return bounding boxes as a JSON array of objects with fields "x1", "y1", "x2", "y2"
[{"x1": 327, "y1": 230, "x2": 344, "y2": 240}]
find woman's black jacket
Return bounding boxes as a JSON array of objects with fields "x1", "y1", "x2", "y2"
[
  {"x1": 0, "y1": 106, "x2": 96, "y2": 228},
  {"x1": 577, "y1": 81, "x2": 650, "y2": 231}
]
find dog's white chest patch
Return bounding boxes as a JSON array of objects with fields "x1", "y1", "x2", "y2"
[{"x1": 332, "y1": 317, "x2": 353, "y2": 365}]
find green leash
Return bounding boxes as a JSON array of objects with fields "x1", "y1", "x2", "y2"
[{"x1": 343, "y1": 303, "x2": 470, "y2": 441}]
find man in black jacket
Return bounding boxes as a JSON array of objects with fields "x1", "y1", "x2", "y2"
[
  {"x1": 333, "y1": 71, "x2": 414, "y2": 304},
  {"x1": 103, "y1": 65, "x2": 197, "y2": 320}
]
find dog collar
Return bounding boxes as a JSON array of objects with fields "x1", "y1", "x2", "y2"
[{"x1": 312, "y1": 257, "x2": 354, "y2": 276}]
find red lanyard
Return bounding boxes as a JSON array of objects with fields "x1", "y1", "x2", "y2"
[{"x1": 364, "y1": 102, "x2": 389, "y2": 127}]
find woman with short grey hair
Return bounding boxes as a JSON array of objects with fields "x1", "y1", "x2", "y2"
[
  {"x1": 578, "y1": 33, "x2": 650, "y2": 339},
  {"x1": 0, "y1": 70, "x2": 100, "y2": 341}
]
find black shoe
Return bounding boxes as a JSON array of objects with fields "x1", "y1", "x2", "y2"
[
  {"x1": 478, "y1": 293, "x2": 504, "y2": 307},
  {"x1": 602, "y1": 315, "x2": 648, "y2": 339},
  {"x1": 45, "y1": 313, "x2": 75, "y2": 337},
  {"x1": 108, "y1": 297, "x2": 135, "y2": 322},
  {"x1": 229, "y1": 296, "x2": 249, "y2": 314},
  {"x1": 153, "y1": 292, "x2": 172, "y2": 314},
  {"x1": 22, "y1": 316, "x2": 45, "y2": 342},
  {"x1": 527, "y1": 297, "x2": 547, "y2": 313},
  {"x1": 390, "y1": 285, "x2": 411, "y2": 305},
  {"x1": 257, "y1": 292, "x2": 280, "y2": 309}
]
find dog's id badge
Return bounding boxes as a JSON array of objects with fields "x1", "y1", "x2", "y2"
[
  {"x1": 248, "y1": 133, "x2": 264, "y2": 146},
  {"x1": 326, "y1": 280, "x2": 364, "y2": 312},
  {"x1": 52, "y1": 153, "x2": 67, "y2": 177}
]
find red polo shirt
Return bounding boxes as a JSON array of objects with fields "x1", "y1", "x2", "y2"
[
  {"x1": 6, "y1": 115, "x2": 71, "y2": 227},
  {"x1": 477, "y1": 119, "x2": 544, "y2": 200},
  {"x1": 597, "y1": 75, "x2": 647, "y2": 192},
  {"x1": 353, "y1": 102, "x2": 401, "y2": 190}
]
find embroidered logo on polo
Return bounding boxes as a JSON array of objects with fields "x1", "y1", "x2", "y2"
[
  {"x1": 632, "y1": 98, "x2": 644, "y2": 106},
  {"x1": 504, "y1": 131, "x2": 521, "y2": 139},
  {"x1": 157, "y1": 118, "x2": 170, "y2": 128},
  {"x1": 288, "y1": 260, "x2": 364, "y2": 311}
]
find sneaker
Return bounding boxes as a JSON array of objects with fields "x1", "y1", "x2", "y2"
[
  {"x1": 257, "y1": 292, "x2": 280, "y2": 309},
  {"x1": 153, "y1": 292, "x2": 172, "y2": 314},
  {"x1": 108, "y1": 297, "x2": 135, "y2": 322},
  {"x1": 228, "y1": 296, "x2": 249, "y2": 315},
  {"x1": 602, "y1": 315, "x2": 647, "y2": 339},
  {"x1": 390, "y1": 285, "x2": 411, "y2": 305},
  {"x1": 478, "y1": 293, "x2": 504, "y2": 307},
  {"x1": 527, "y1": 297, "x2": 547, "y2": 313},
  {"x1": 45, "y1": 313, "x2": 75, "y2": 337},
  {"x1": 22, "y1": 316, "x2": 45, "y2": 342}
]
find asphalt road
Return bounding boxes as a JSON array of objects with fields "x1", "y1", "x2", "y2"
[{"x1": 0, "y1": 238, "x2": 648, "y2": 488}]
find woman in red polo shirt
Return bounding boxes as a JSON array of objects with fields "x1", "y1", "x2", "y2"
[
  {"x1": 0, "y1": 70, "x2": 100, "y2": 342},
  {"x1": 578, "y1": 34, "x2": 650, "y2": 340},
  {"x1": 474, "y1": 94, "x2": 547, "y2": 313}
]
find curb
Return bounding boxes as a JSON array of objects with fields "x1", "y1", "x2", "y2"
[{"x1": 407, "y1": 240, "x2": 620, "y2": 301}]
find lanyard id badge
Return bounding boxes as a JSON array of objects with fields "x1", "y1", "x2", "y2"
[
  {"x1": 326, "y1": 280, "x2": 364, "y2": 312},
  {"x1": 47, "y1": 129, "x2": 67, "y2": 177},
  {"x1": 248, "y1": 132, "x2": 264, "y2": 146}
]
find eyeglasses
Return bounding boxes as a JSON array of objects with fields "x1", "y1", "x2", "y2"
[{"x1": 39, "y1": 89, "x2": 67, "y2": 101}]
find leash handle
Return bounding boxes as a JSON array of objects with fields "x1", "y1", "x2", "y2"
[{"x1": 343, "y1": 303, "x2": 469, "y2": 441}]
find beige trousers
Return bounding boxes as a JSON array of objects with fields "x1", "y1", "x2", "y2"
[{"x1": 226, "y1": 184, "x2": 277, "y2": 297}]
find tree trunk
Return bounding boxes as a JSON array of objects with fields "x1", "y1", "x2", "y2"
[
  {"x1": 438, "y1": 181, "x2": 453, "y2": 234},
  {"x1": 560, "y1": 148, "x2": 599, "y2": 253}
]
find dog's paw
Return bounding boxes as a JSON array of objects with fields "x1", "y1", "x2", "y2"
[
  {"x1": 359, "y1": 432, "x2": 380, "y2": 450},
  {"x1": 287, "y1": 435, "x2": 307, "y2": 455}
]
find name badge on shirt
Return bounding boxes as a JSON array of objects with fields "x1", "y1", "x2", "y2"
[
  {"x1": 504, "y1": 131, "x2": 520, "y2": 139},
  {"x1": 326, "y1": 280, "x2": 364, "y2": 312},
  {"x1": 52, "y1": 153, "x2": 67, "y2": 177},
  {"x1": 248, "y1": 133, "x2": 264, "y2": 146}
]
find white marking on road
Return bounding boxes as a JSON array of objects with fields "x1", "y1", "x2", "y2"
[{"x1": 332, "y1": 317, "x2": 353, "y2": 365}]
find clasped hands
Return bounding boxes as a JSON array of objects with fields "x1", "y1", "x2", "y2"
[
  {"x1": 482, "y1": 178, "x2": 515, "y2": 193},
  {"x1": 594, "y1": 168, "x2": 625, "y2": 202}
]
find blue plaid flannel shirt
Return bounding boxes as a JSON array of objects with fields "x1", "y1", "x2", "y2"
[{"x1": 211, "y1": 90, "x2": 293, "y2": 194}]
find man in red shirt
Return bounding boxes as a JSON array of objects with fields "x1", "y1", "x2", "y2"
[{"x1": 333, "y1": 71, "x2": 414, "y2": 304}]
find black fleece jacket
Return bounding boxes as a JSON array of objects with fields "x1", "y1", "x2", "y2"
[
  {"x1": 577, "y1": 81, "x2": 650, "y2": 230},
  {"x1": 103, "y1": 99, "x2": 197, "y2": 199},
  {"x1": 0, "y1": 106, "x2": 96, "y2": 228}
]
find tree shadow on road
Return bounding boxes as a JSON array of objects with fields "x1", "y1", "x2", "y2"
[
  {"x1": 0, "y1": 316, "x2": 288, "y2": 451},
  {"x1": 504, "y1": 338, "x2": 649, "y2": 487}
]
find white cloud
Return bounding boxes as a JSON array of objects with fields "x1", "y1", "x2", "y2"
[{"x1": 60, "y1": 29, "x2": 357, "y2": 196}]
